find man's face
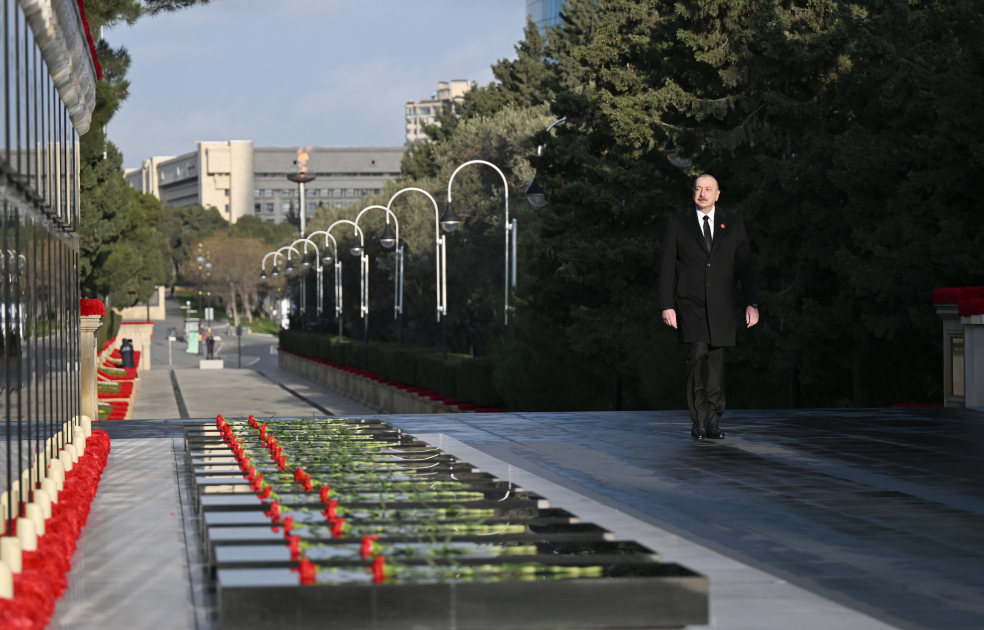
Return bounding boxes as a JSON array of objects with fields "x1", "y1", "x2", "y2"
[{"x1": 693, "y1": 177, "x2": 720, "y2": 212}]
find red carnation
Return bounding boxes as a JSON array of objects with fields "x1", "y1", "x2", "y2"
[{"x1": 80, "y1": 299, "x2": 105, "y2": 317}]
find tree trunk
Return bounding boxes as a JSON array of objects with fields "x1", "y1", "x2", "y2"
[
  {"x1": 228, "y1": 288, "x2": 239, "y2": 326},
  {"x1": 240, "y1": 286, "x2": 254, "y2": 323}
]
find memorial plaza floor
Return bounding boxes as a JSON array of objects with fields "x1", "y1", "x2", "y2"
[{"x1": 49, "y1": 314, "x2": 984, "y2": 630}]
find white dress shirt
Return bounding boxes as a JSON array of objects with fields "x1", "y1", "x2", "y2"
[{"x1": 696, "y1": 205, "x2": 716, "y2": 238}]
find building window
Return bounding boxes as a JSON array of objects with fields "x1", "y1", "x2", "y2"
[
  {"x1": 265, "y1": 203, "x2": 274, "y2": 213},
  {"x1": 333, "y1": 189, "x2": 342, "y2": 198},
  {"x1": 282, "y1": 203, "x2": 291, "y2": 213},
  {"x1": 309, "y1": 202, "x2": 318, "y2": 212},
  {"x1": 254, "y1": 189, "x2": 260, "y2": 197},
  {"x1": 254, "y1": 203, "x2": 261, "y2": 213},
  {"x1": 319, "y1": 189, "x2": 328, "y2": 197},
  {"x1": 224, "y1": 204, "x2": 230, "y2": 215},
  {"x1": 264, "y1": 189, "x2": 273, "y2": 197},
  {"x1": 334, "y1": 201, "x2": 343, "y2": 208},
  {"x1": 281, "y1": 189, "x2": 291, "y2": 197},
  {"x1": 225, "y1": 189, "x2": 230, "y2": 197},
  {"x1": 346, "y1": 189, "x2": 355, "y2": 197}
]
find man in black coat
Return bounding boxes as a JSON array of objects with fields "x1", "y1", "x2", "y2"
[{"x1": 659, "y1": 174, "x2": 760, "y2": 440}]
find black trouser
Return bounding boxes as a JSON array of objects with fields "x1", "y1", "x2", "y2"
[{"x1": 687, "y1": 342, "x2": 726, "y2": 432}]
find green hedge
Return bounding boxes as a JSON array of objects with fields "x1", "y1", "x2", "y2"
[
  {"x1": 456, "y1": 357, "x2": 499, "y2": 407},
  {"x1": 96, "y1": 310, "x2": 123, "y2": 353},
  {"x1": 279, "y1": 330, "x2": 502, "y2": 407}
]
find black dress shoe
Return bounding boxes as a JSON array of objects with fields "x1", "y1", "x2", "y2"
[
  {"x1": 691, "y1": 427, "x2": 706, "y2": 441},
  {"x1": 706, "y1": 428, "x2": 726, "y2": 439}
]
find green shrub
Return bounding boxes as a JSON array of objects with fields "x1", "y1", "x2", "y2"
[
  {"x1": 385, "y1": 346, "x2": 430, "y2": 384},
  {"x1": 318, "y1": 335, "x2": 335, "y2": 362},
  {"x1": 455, "y1": 358, "x2": 501, "y2": 407},
  {"x1": 417, "y1": 353, "x2": 470, "y2": 397},
  {"x1": 367, "y1": 343, "x2": 398, "y2": 380}
]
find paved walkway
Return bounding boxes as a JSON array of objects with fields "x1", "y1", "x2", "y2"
[{"x1": 50, "y1": 438, "x2": 201, "y2": 630}]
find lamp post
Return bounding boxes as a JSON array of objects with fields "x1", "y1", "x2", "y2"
[
  {"x1": 205, "y1": 259, "x2": 212, "y2": 332},
  {"x1": 355, "y1": 204, "x2": 402, "y2": 358},
  {"x1": 446, "y1": 160, "x2": 515, "y2": 324},
  {"x1": 525, "y1": 117, "x2": 567, "y2": 209},
  {"x1": 305, "y1": 229, "x2": 344, "y2": 341},
  {"x1": 290, "y1": 237, "x2": 326, "y2": 330},
  {"x1": 287, "y1": 172, "x2": 317, "y2": 236},
  {"x1": 196, "y1": 247, "x2": 205, "y2": 330},
  {"x1": 275, "y1": 245, "x2": 302, "y2": 328},
  {"x1": 387, "y1": 187, "x2": 448, "y2": 393},
  {"x1": 310, "y1": 220, "x2": 366, "y2": 346}
]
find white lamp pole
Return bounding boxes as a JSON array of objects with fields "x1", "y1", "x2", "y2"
[{"x1": 445, "y1": 160, "x2": 515, "y2": 324}]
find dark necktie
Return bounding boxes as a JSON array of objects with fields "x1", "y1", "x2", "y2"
[{"x1": 702, "y1": 215, "x2": 712, "y2": 252}]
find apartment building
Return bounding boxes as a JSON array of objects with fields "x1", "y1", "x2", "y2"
[{"x1": 404, "y1": 80, "x2": 472, "y2": 144}]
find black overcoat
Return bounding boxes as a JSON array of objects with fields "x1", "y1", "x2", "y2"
[{"x1": 658, "y1": 208, "x2": 759, "y2": 347}]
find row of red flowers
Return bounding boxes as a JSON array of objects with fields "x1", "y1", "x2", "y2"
[
  {"x1": 217, "y1": 416, "x2": 387, "y2": 585},
  {"x1": 279, "y1": 349, "x2": 507, "y2": 413},
  {"x1": 0, "y1": 430, "x2": 111, "y2": 629}
]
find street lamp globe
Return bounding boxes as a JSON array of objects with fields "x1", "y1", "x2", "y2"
[
  {"x1": 321, "y1": 252, "x2": 334, "y2": 266},
  {"x1": 440, "y1": 202, "x2": 462, "y2": 233},
  {"x1": 271, "y1": 267, "x2": 280, "y2": 278},
  {"x1": 526, "y1": 177, "x2": 547, "y2": 208},
  {"x1": 205, "y1": 262, "x2": 212, "y2": 272},
  {"x1": 349, "y1": 236, "x2": 364, "y2": 257},
  {"x1": 196, "y1": 255, "x2": 205, "y2": 266},
  {"x1": 301, "y1": 255, "x2": 312, "y2": 270},
  {"x1": 260, "y1": 270, "x2": 267, "y2": 280},
  {"x1": 285, "y1": 259, "x2": 296, "y2": 274},
  {"x1": 379, "y1": 223, "x2": 396, "y2": 249}
]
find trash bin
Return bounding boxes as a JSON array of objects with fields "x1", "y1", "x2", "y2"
[{"x1": 120, "y1": 338, "x2": 136, "y2": 368}]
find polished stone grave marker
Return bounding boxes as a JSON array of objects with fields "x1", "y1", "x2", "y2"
[{"x1": 184, "y1": 418, "x2": 708, "y2": 630}]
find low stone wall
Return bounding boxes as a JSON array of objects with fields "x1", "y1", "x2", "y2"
[{"x1": 278, "y1": 350, "x2": 466, "y2": 415}]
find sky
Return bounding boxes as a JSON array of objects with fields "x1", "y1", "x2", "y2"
[{"x1": 107, "y1": 0, "x2": 527, "y2": 169}]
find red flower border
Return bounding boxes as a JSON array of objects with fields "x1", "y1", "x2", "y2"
[{"x1": 0, "y1": 431, "x2": 111, "y2": 629}]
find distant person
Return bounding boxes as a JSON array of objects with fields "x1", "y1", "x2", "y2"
[
  {"x1": 206, "y1": 333, "x2": 215, "y2": 360},
  {"x1": 659, "y1": 174, "x2": 760, "y2": 441}
]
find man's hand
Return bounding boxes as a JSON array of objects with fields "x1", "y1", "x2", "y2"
[
  {"x1": 662, "y1": 309, "x2": 677, "y2": 329},
  {"x1": 746, "y1": 306, "x2": 759, "y2": 328}
]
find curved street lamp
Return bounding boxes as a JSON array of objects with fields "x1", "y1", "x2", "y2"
[
  {"x1": 306, "y1": 229, "x2": 345, "y2": 339},
  {"x1": 526, "y1": 116, "x2": 566, "y2": 209},
  {"x1": 355, "y1": 204, "x2": 404, "y2": 353},
  {"x1": 386, "y1": 187, "x2": 451, "y2": 393},
  {"x1": 290, "y1": 238, "x2": 324, "y2": 322},
  {"x1": 446, "y1": 160, "x2": 516, "y2": 325},
  {"x1": 272, "y1": 245, "x2": 302, "y2": 326},
  {"x1": 310, "y1": 220, "x2": 366, "y2": 343}
]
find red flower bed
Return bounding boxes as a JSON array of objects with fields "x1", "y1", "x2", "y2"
[
  {"x1": 959, "y1": 297, "x2": 984, "y2": 317},
  {"x1": 79, "y1": 299, "x2": 105, "y2": 317},
  {"x1": 0, "y1": 430, "x2": 111, "y2": 629},
  {"x1": 97, "y1": 368, "x2": 138, "y2": 381},
  {"x1": 98, "y1": 382, "x2": 134, "y2": 400},
  {"x1": 932, "y1": 286, "x2": 984, "y2": 304}
]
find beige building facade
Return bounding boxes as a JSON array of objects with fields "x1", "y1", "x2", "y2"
[
  {"x1": 126, "y1": 143, "x2": 403, "y2": 224},
  {"x1": 405, "y1": 80, "x2": 472, "y2": 144}
]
